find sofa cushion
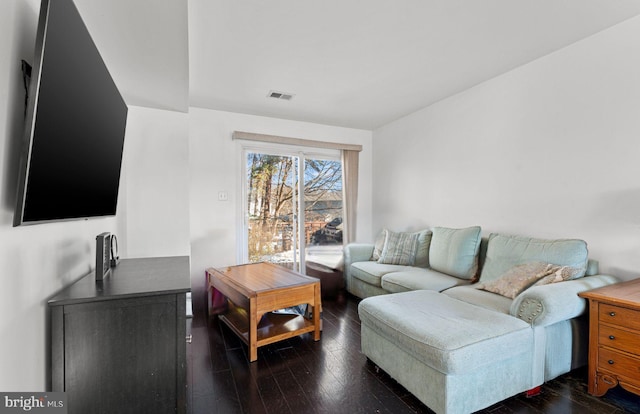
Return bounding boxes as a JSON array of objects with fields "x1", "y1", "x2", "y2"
[
  {"x1": 351, "y1": 261, "x2": 416, "y2": 287},
  {"x1": 358, "y1": 290, "x2": 532, "y2": 374},
  {"x1": 379, "y1": 230, "x2": 420, "y2": 265},
  {"x1": 443, "y1": 285, "x2": 513, "y2": 314},
  {"x1": 381, "y1": 269, "x2": 470, "y2": 293},
  {"x1": 428, "y1": 226, "x2": 482, "y2": 279},
  {"x1": 480, "y1": 234, "x2": 588, "y2": 283},
  {"x1": 476, "y1": 262, "x2": 583, "y2": 299}
]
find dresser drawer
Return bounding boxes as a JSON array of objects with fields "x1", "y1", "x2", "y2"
[
  {"x1": 599, "y1": 304, "x2": 640, "y2": 331},
  {"x1": 599, "y1": 325, "x2": 640, "y2": 355},
  {"x1": 598, "y1": 347, "x2": 640, "y2": 380}
]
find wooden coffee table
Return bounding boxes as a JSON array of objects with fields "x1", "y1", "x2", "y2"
[{"x1": 206, "y1": 262, "x2": 322, "y2": 362}]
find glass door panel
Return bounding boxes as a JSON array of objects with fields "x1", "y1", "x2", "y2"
[
  {"x1": 246, "y1": 153, "x2": 300, "y2": 270},
  {"x1": 304, "y1": 158, "x2": 344, "y2": 272}
]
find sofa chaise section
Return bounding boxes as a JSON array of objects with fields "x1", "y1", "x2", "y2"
[
  {"x1": 359, "y1": 290, "x2": 534, "y2": 414},
  {"x1": 357, "y1": 232, "x2": 619, "y2": 414}
]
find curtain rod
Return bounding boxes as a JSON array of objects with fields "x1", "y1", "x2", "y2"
[{"x1": 232, "y1": 131, "x2": 362, "y2": 152}]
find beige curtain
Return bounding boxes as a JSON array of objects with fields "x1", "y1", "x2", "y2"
[{"x1": 342, "y1": 150, "x2": 359, "y2": 245}]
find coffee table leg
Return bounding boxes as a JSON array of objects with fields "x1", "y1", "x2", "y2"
[
  {"x1": 249, "y1": 297, "x2": 258, "y2": 362},
  {"x1": 313, "y1": 283, "x2": 321, "y2": 341}
]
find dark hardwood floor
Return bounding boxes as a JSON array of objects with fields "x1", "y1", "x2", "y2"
[{"x1": 186, "y1": 290, "x2": 640, "y2": 414}]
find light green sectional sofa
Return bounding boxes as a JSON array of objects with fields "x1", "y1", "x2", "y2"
[{"x1": 347, "y1": 226, "x2": 618, "y2": 414}]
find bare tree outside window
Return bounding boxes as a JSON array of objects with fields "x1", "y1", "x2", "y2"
[{"x1": 246, "y1": 153, "x2": 343, "y2": 268}]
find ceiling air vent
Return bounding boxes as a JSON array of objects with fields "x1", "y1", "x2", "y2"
[{"x1": 268, "y1": 90, "x2": 294, "y2": 101}]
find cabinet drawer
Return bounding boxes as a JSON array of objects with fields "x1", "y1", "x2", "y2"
[
  {"x1": 599, "y1": 347, "x2": 640, "y2": 380},
  {"x1": 599, "y1": 325, "x2": 640, "y2": 355},
  {"x1": 599, "y1": 304, "x2": 640, "y2": 331}
]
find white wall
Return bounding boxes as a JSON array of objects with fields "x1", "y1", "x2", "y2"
[
  {"x1": 373, "y1": 15, "x2": 640, "y2": 280},
  {"x1": 0, "y1": 0, "x2": 120, "y2": 390},
  {"x1": 188, "y1": 108, "x2": 373, "y2": 295},
  {"x1": 117, "y1": 106, "x2": 191, "y2": 258}
]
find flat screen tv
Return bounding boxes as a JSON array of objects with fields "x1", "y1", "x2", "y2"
[{"x1": 14, "y1": 0, "x2": 128, "y2": 226}]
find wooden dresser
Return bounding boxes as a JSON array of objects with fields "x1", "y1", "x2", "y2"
[{"x1": 579, "y1": 278, "x2": 640, "y2": 397}]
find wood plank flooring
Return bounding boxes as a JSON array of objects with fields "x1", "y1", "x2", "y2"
[{"x1": 187, "y1": 289, "x2": 640, "y2": 413}]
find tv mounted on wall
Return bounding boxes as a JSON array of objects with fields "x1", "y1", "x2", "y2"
[{"x1": 13, "y1": 0, "x2": 128, "y2": 226}]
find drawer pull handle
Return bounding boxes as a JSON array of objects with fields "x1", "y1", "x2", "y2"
[
  {"x1": 609, "y1": 335, "x2": 615, "y2": 340},
  {"x1": 609, "y1": 312, "x2": 616, "y2": 317},
  {"x1": 608, "y1": 360, "x2": 615, "y2": 365}
]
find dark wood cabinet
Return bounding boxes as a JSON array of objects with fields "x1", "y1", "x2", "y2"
[{"x1": 49, "y1": 256, "x2": 191, "y2": 414}]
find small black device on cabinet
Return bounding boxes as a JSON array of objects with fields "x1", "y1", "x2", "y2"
[
  {"x1": 110, "y1": 234, "x2": 119, "y2": 268},
  {"x1": 96, "y1": 232, "x2": 111, "y2": 281}
]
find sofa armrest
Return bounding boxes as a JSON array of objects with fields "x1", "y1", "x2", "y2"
[
  {"x1": 345, "y1": 243, "x2": 375, "y2": 263},
  {"x1": 344, "y1": 243, "x2": 375, "y2": 291},
  {"x1": 510, "y1": 274, "x2": 619, "y2": 327}
]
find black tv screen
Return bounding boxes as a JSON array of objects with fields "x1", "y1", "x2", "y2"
[{"x1": 14, "y1": 0, "x2": 128, "y2": 226}]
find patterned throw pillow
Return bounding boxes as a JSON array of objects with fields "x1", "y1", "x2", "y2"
[
  {"x1": 532, "y1": 265, "x2": 583, "y2": 287},
  {"x1": 378, "y1": 230, "x2": 420, "y2": 266},
  {"x1": 476, "y1": 262, "x2": 581, "y2": 299}
]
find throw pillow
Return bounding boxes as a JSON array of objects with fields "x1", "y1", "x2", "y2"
[
  {"x1": 378, "y1": 230, "x2": 420, "y2": 265},
  {"x1": 413, "y1": 229, "x2": 433, "y2": 268},
  {"x1": 532, "y1": 265, "x2": 583, "y2": 287},
  {"x1": 371, "y1": 229, "x2": 387, "y2": 261},
  {"x1": 428, "y1": 226, "x2": 482, "y2": 279},
  {"x1": 476, "y1": 262, "x2": 582, "y2": 299}
]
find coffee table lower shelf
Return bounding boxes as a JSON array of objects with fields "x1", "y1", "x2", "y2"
[{"x1": 219, "y1": 303, "x2": 317, "y2": 351}]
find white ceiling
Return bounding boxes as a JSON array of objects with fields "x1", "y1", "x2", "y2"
[{"x1": 74, "y1": 0, "x2": 640, "y2": 130}]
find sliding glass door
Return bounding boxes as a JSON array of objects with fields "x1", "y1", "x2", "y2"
[
  {"x1": 244, "y1": 147, "x2": 343, "y2": 274},
  {"x1": 302, "y1": 158, "x2": 344, "y2": 273}
]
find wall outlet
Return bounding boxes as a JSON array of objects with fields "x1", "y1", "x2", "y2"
[{"x1": 218, "y1": 191, "x2": 228, "y2": 201}]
